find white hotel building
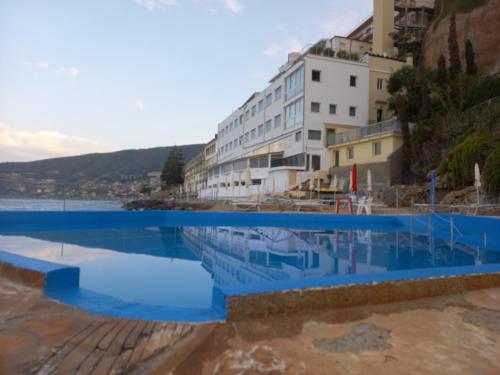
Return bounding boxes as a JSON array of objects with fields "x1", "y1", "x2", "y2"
[{"x1": 200, "y1": 49, "x2": 370, "y2": 199}]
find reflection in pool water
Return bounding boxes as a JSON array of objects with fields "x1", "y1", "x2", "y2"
[{"x1": 1, "y1": 225, "x2": 499, "y2": 321}]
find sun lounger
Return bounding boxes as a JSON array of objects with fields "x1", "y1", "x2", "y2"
[
  {"x1": 231, "y1": 199, "x2": 260, "y2": 211},
  {"x1": 293, "y1": 200, "x2": 325, "y2": 212}
]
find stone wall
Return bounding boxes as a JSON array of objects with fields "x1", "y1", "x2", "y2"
[{"x1": 422, "y1": 0, "x2": 500, "y2": 75}]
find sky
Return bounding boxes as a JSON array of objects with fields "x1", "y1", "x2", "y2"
[{"x1": 0, "y1": 0, "x2": 372, "y2": 162}]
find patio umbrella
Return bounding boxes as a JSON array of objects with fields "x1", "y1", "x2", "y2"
[
  {"x1": 474, "y1": 163, "x2": 481, "y2": 204},
  {"x1": 351, "y1": 163, "x2": 357, "y2": 194},
  {"x1": 330, "y1": 174, "x2": 338, "y2": 191},
  {"x1": 367, "y1": 169, "x2": 372, "y2": 193}
]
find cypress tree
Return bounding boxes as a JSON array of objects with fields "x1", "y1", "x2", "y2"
[
  {"x1": 437, "y1": 55, "x2": 448, "y2": 86},
  {"x1": 465, "y1": 39, "x2": 478, "y2": 75},
  {"x1": 161, "y1": 147, "x2": 185, "y2": 189},
  {"x1": 395, "y1": 94, "x2": 412, "y2": 180},
  {"x1": 448, "y1": 13, "x2": 462, "y2": 80}
]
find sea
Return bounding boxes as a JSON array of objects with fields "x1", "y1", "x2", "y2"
[{"x1": 0, "y1": 198, "x2": 124, "y2": 211}]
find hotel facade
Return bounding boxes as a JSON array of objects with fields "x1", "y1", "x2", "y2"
[{"x1": 185, "y1": 0, "x2": 434, "y2": 199}]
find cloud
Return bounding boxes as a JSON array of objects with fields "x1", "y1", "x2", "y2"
[
  {"x1": 24, "y1": 60, "x2": 49, "y2": 70},
  {"x1": 135, "y1": 0, "x2": 177, "y2": 11},
  {"x1": 0, "y1": 122, "x2": 118, "y2": 162},
  {"x1": 60, "y1": 67, "x2": 79, "y2": 78},
  {"x1": 135, "y1": 99, "x2": 145, "y2": 111},
  {"x1": 263, "y1": 37, "x2": 304, "y2": 60},
  {"x1": 223, "y1": 0, "x2": 242, "y2": 13}
]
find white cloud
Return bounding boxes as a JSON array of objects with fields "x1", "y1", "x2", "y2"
[
  {"x1": 0, "y1": 122, "x2": 118, "y2": 162},
  {"x1": 263, "y1": 37, "x2": 303, "y2": 60},
  {"x1": 135, "y1": 99, "x2": 145, "y2": 111},
  {"x1": 223, "y1": 0, "x2": 242, "y2": 13},
  {"x1": 24, "y1": 60, "x2": 49, "y2": 70},
  {"x1": 60, "y1": 67, "x2": 79, "y2": 78},
  {"x1": 135, "y1": 0, "x2": 177, "y2": 11}
]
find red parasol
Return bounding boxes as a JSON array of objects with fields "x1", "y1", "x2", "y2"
[{"x1": 352, "y1": 163, "x2": 357, "y2": 193}]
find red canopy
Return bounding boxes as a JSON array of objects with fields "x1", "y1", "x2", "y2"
[{"x1": 352, "y1": 163, "x2": 357, "y2": 193}]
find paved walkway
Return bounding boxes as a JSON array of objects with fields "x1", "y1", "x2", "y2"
[
  {"x1": 2, "y1": 276, "x2": 500, "y2": 374},
  {"x1": 0, "y1": 278, "x2": 210, "y2": 375}
]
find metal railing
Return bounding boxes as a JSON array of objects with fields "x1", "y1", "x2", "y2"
[{"x1": 327, "y1": 119, "x2": 402, "y2": 147}]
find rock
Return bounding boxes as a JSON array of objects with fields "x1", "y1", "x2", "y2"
[{"x1": 440, "y1": 186, "x2": 479, "y2": 205}]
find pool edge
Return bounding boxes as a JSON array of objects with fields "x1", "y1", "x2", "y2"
[
  {"x1": 225, "y1": 271, "x2": 500, "y2": 321},
  {"x1": 0, "y1": 251, "x2": 79, "y2": 291}
]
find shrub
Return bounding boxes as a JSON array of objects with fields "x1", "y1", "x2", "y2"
[
  {"x1": 484, "y1": 143, "x2": 500, "y2": 194},
  {"x1": 439, "y1": 133, "x2": 496, "y2": 189}
]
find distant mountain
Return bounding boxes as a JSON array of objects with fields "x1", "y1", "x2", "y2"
[
  {"x1": 0, "y1": 144, "x2": 204, "y2": 198},
  {"x1": 0, "y1": 144, "x2": 204, "y2": 183}
]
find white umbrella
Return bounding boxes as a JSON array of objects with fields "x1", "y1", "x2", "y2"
[
  {"x1": 474, "y1": 163, "x2": 481, "y2": 187},
  {"x1": 474, "y1": 163, "x2": 481, "y2": 205},
  {"x1": 349, "y1": 170, "x2": 353, "y2": 191},
  {"x1": 330, "y1": 174, "x2": 338, "y2": 191},
  {"x1": 367, "y1": 169, "x2": 372, "y2": 193}
]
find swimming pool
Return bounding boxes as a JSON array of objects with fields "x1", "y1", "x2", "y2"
[{"x1": 1, "y1": 211, "x2": 499, "y2": 322}]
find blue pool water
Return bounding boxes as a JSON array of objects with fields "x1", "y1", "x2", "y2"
[{"x1": 0, "y1": 211, "x2": 499, "y2": 322}]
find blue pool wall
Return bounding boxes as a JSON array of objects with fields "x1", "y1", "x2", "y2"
[{"x1": 0, "y1": 250, "x2": 79, "y2": 291}]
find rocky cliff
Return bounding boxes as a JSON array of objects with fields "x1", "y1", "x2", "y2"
[{"x1": 422, "y1": 0, "x2": 500, "y2": 75}]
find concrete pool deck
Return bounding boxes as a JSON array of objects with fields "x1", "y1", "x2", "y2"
[{"x1": 2, "y1": 277, "x2": 500, "y2": 374}]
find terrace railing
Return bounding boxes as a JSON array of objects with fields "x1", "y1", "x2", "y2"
[{"x1": 327, "y1": 119, "x2": 402, "y2": 147}]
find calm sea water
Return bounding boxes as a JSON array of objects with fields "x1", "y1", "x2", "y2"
[{"x1": 0, "y1": 198, "x2": 124, "y2": 211}]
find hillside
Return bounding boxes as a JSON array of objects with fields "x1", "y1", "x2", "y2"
[
  {"x1": 0, "y1": 144, "x2": 204, "y2": 198},
  {"x1": 422, "y1": 0, "x2": 500, "y2": 75}
]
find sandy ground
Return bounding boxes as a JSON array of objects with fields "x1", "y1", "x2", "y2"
[{"x1": 2, "y1": 276, "x2": 500, "y2": 375}]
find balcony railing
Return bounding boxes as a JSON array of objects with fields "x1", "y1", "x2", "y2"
[{"x1": 327, "y1": 119, "x2": 401, "y2": 147}]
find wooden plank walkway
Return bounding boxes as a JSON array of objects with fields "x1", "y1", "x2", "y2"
[{"x1": 0, "y1": 278, "x2": 202, "y2": 375}]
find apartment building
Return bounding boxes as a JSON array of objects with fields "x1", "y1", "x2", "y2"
[
  {"x1": 184, "y1": 137, "x2": 217, "y2": 195},
  {"x1": 189, "y1": 0, "x2": 421, "y2": 199},
  {"x1": 200, "y1": 52, "x2": 369, "y2": 199}
]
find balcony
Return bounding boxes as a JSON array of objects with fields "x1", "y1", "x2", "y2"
[{"x1": 327, "y1": 119, "x2": 402, "y2": 147}]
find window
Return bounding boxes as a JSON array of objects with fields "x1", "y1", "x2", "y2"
[
  {"x1": 295, "y1": 131, "x2": 302, "y2": 142},
  {"x1": 347, "y1": 147, "x2": 354, "y2": 160},
  {"x1": 311, "y1": 102, "x2": 321, "y2": 113},
  {"x1": 225, "y1": 125, "x2": 229, "y2": 133},
  {"x1": 257, "y1": 124, "x2": 264, "y2": 136},
  {"x1": 229, "y1": 122, "x2": 233, "y2": 131},
  {"x1": 251, "y1": 128, "x2": 256, "y2": 140},
  {"x1": 312, "y1": 69, "x2": 321, "y2": 82},
  {"x1": 250, "y1": 155, "x2": 268, "y2": 168},
  {"x1": 311, "y1": 155, "x2": 321, "y2": 171},
  {"x1": 221, "y1": 128, "x2": 224, "y2": 137},
  {"x1": 266, "y1": 94, "x2": 272, "y2": 107},
  {"x1": 308, "y1": 130, "x2": 321, "y2": 141},
  {"x1": 239, "y1": 136, "x2": 243, "y2": 145},
  {"x1": 234, "y1": 139, "x2": 238, "y2": 148},
  {"x1": 240, "y1": 114, "x2": 244, "y2": 124},
  {"x1": 229, "y1": 142, "x2": 232, "y2": 150},
  {"x1": 274, "y1": 86, "x2": 282, "y2": 101},
  {"x1": 258, "y1": 100, "x2": 264, "y2": 112},
  {"x1": 350, "y1": 75, "x2": 357, "y2": 87},
  {"x1": 329, "y1": 104, "x2": 337, "y2": 115},
  {"x1": 234, "y1": 118, "x2": 238, "y2": 127},
  {"x1": 245, "y1": 132, "x2": 249, "y2": 143},
  {"x1": 349, "y1": 106, "x2": 357, "y2": 117},
  {"x1": 265, "y1": 119, "x2": 272, "y2": 132},
  {"x1": 245, "y1": 110, "x2": 249, "y2": 120},
  {"x1": 377, "y1": 109, "x2": 383, "y2": 122},
  {"x1": 285, "y1": 98, "x2": 304, "y2": 128},
  {"x1": 377, "y1": 78, "x2": 383, "y2": 90},
  {"x1": 274, "y1": 114, "x2": 281, "y2": 129},
  {"x1": 285, "y1": 66, "x2": 304, "y2": 101},
  {"x1": 373, "y1": 141, "x2": 382, "y2": 155},
  {"x1": 251, "y1": 105, "x2": 256, "y2": 116},
  {"x1": 225, "y1": 144, "x2": 229, "y2": 152}
]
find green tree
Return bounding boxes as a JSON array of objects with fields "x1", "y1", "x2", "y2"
[
  {"x1": 161, "y1": 147, "x2": 185, "y2": 190},
  {"x1": 437, "y1": 55, "x2": 448, "y2": 87},
  {"x1": 387, "y1": 66, "x2": 421, "y2": 122},
  {"x1": 448, "y1": 13, "x2": 462, "y2": 81},
  {"x1": 465, "y1": 39, "x2": 478, "y2": 76}
]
